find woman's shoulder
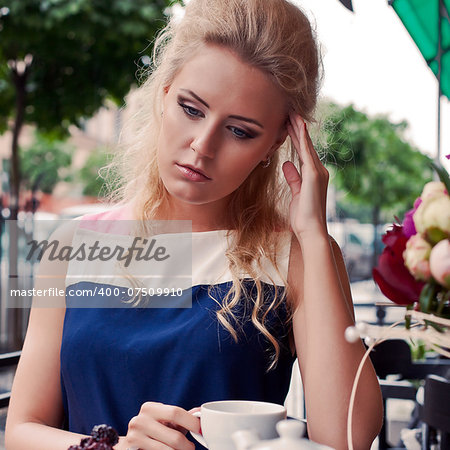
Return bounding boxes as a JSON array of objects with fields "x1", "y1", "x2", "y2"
[
  {"x1": 79, "y1": 203, "x2": 133, "y2": 222},
  {"x1": 75, "y1": 203, "x2": 135, "y2": 235}
]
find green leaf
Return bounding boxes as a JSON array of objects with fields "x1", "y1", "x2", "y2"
[
  {"x1": 419, "y1": 282, "x2": 436, "y2": 314},
  {"x1": 426, "y1": 227, "x2": 448, "y2": 245},
  {"x1": 78, "y1": 147, "x2": 119, "y2": 197},
  {"x1": 0, "y1": 0, "x2": 182, "y2": 202},
  {"x1": 19, "y1": 131, "x2": 73, "y2": 193},
  {"x1": 405, "y1": 304, "x2": 414, "y2": 329},
  {"x1": 430, "y1": 161, "x2": 450, "y2": 193}
]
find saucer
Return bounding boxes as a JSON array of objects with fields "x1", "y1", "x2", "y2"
[{"x1": 190, "y1": 430, "x2": 208, "y2": 448}]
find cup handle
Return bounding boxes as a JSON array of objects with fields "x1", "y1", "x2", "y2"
[{"x1": 190, "y1": 411, "x2": 208, "y2": 448}]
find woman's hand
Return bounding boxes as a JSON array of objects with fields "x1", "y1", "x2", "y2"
[
  {"x1": 282, "y1": 113, "x2": 329, "y2": 239},
  {"x1": 117, "y1": 403, "x2": 200, "y2": 450}
]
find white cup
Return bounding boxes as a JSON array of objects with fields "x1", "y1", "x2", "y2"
[{"x1": 190, "y1": 400, "x2": 287, "y2": 450}]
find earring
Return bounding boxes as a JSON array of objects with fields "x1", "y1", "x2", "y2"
[{"x1": 261, "y1": 156, "x2": 271, "y2": 168}]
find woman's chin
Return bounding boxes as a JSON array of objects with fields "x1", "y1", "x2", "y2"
[{"x1": 165, "y1": 186, "x2": 214, "y2": 206}]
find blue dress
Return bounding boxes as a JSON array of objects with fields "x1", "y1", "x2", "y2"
[{"x1": 60, "y1": 207, "x2": 296, "y2": 446}]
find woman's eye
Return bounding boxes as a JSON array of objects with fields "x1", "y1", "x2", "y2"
[
  {"x1": 229, "y1": 127, "x2": 253, "y2": 140},
  {"x1": 178, "y1": 102, "x2": 202, "y2": 118},
  {"x1": 177, "y1": 101, "x2": 254, "y2": 140}
]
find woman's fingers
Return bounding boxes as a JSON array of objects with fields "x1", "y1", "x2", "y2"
[
  {"x1": 287, "y1": 123, "x2": 302, "y2": 167},
  {"x1": 282, "y1": 161, "x2": 301, "y2": 197},
  {"x1": 188, "y1": 406, "x2": 201, "y2": 414},
  {"x1": 126, "y1": 417, "x2": 177, "y2": 450},
  {"x1": 289, "y1": 113, "x2": 314, "y2": 166},
  {"x1": 146, "y1": 420, "x2": 195, "y2": 449},
  {"x1": 145, "y1": 403, "x2": 200, "y2": 434},
  {"x1": 304, "y1": 125, "x2": 322, "y2": 168},
  {"x1": 126, "y1": 423, "x2": 194, "y2": 450},
  {"x1": 125, "y1": 402, "x2": 199, "y2": 450},
  {"x1": 288, "y1": 113, "x2": 323, "y2": 173},
  {"x1": 284, "y1": 112, "x2": 330, "y2": 234}
]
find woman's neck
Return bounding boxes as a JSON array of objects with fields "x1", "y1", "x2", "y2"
[{"x1": 150, "y1": 198, "x2": 233, "y2": 232}]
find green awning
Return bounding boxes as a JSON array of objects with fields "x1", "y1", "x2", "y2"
[{"x1": 390, "y1": 0, "x2": 450, "y2": 100}]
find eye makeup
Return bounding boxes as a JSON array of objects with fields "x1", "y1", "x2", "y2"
[{"x1": 176, "y1": 95, "x2": 258, "y2": 140}]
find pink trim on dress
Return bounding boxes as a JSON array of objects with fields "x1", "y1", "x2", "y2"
[{"x1": 79, "y1": 204, "x2": 133, "y2": 235}]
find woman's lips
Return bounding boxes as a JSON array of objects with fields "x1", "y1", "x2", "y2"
[{"x1": 175, "y1": 164, "x2": 212, "y2": 182}]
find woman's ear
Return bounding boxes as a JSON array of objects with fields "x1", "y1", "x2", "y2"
[
  {"x1": 277, "y1": 127, "x2": 289, "y2": 147},
  {"x1": 268, "y1": 126, "x2": 289, "y2": 157}
]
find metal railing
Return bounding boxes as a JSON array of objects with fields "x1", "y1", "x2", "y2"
[
  {"x1": 0, "y1": 351, "x2": 21, "y2": 408},
  {"x1": 353, "y1": 302, "x2": 391, "y2": 325}
]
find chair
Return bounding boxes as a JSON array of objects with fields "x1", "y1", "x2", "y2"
[
  {"x1": 420, "y1": 375, "x2": 450, "y2": 450},
  {"x1": 369, "y1": 339, "x2": 414, "y2": 379},
  {"x1": 368, "y1": 340, "x2": 418, "y2": 449},
  {"x1": 368, "y1": 340, "x2": 450, "y2": 449}
]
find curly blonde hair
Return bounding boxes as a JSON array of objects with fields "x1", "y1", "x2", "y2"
[{"x1": 106, "y1": 0, "x2": 322, "y2": 370}]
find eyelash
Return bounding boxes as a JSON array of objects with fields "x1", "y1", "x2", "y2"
[{"x1": 177, "y1": 101, "x2": 255, "y2": 140}]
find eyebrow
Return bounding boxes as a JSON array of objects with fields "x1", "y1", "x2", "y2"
[{"x1": 179, "y1": 88, "x2": 265, "y2": 129}]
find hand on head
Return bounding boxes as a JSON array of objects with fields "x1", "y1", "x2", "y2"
[{"x1": 283, "y1": 112, "x2": 329, "y2": 238}]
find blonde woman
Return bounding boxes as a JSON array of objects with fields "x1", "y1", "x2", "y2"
[{"x1": 5, "y1": 0, "x2": 383, "y2": 449}]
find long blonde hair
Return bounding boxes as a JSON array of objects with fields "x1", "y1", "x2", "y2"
[{"x1": 106, "y1": 0, "x2": 322, "y2": 369}]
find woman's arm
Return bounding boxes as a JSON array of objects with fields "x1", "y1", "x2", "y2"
[
  {"x1": 288, "y1": 234, "x2": 382, "y2": 450},
  {"x1": 5, "y1": 307, "x2": 89, "y2": 449},
  {"x1": 282, "y1": 113, "x2": 382, "y2": 450},
  {"x1": 5, "y1": 220, "x2": 201, "y2": 450},
  {"x1": 5, "y1": 222, "x2": 89, "y2": 449}
]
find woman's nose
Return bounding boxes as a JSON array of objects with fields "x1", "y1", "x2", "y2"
[{"x1": 190, "y1": 123, "x2": 218, "y2": 159}]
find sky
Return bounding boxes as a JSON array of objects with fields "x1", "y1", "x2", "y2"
[{"x1": 294, "y1": 0, "x2": 449, "y2": 169}]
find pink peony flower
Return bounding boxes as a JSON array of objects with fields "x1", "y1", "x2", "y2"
[
  {"x1": 429, "y1": 239, "x2": 450, "y2": 289},
  {"x1": 403, "y1": 234, "x2": 432, "y2": 281},
  {"x1": 413, "y1": 195, "x2": 450, "y2": 241},
  {"x1": 420, "y1": 181, "x2": 448, "y2": 200}
]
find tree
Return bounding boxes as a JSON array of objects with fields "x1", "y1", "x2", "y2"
[
  {"x1": 318, "y1": 102, "x2": 433, "y2": 267},
  {"x1": 0, "y1": 0, "x2": 178, "y2": 219},
  {"x1": 78, "y1": 147, "x2": 116, "y2": 197},
  {"x1": 20, "y1": 132, "x2": 73, "y2": 194},
  {"x1": 0, "y1": 0, "x2": 179, "y2": 348}
]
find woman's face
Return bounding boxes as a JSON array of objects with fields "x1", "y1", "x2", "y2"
[{"x1": 157, "y1": 44, "x2": 287, "y2": 212}]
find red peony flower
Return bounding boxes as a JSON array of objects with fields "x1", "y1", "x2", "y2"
[{"x1": 373, "y1": 224, "x2": 425, "y2": 305}]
